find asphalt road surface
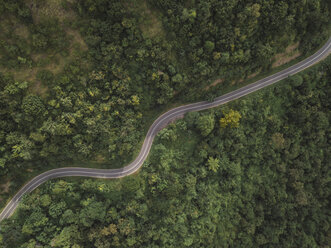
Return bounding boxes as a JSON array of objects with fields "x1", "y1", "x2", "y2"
[{"x1": 1, "y1": 37, "x2": 330, "y2": 222}]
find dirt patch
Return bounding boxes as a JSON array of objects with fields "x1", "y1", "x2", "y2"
[
  {"x1": 247, "y1": 69, "x2": 261, "y2": 79},
  {"x1": 205, "y1": 78, "x2": 224, "y2": 90},
  {"x1": 272, "y1": 42, "x2": 301, "y2": 68},
  {"x1": 43, "y1": 55, "x2": 67, "y2": 74},
  {"x1": 94, "y1": 154, "x2": 106, "y2": 163},
  {"x1": 30, "y1": 81, "x2": 49, "y2": 96},
  {"x1": 0, "y1": 67, "x2": 37, "y2": 82},
  {"x1": 13, "y1": 24, "x2": 29, "y2": 39},
  {"x1": 0, "y1": 15, "x2": 16, "y2": 34},
  {"x1": 230, "y1": 80, "x2": 237, "y2": 86},
  {"x1": 272, "y1": 53, "x2": 301, "y2": 67},
  {"x1": 66, "y1": 29, "x2": 88, "y2": 52}
]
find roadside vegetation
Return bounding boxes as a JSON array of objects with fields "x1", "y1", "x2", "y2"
[{"x1": 1, "y1": 55, "x2": 330, "y2": 247}]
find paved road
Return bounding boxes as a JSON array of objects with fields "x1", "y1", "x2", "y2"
[{"x1": 1, "y1": 37, "x2": 330, "y2": 222}]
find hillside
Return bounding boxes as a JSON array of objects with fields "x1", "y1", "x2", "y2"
[
  {"x1": 0, "y1": 0, "x2": 330, "y2": 235},
  {"x1": 1, "y1": 54, "x2": 330, "y2": 247}
]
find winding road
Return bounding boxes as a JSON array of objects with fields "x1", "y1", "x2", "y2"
[{"x1": 1, "y1": 37, "x2": 331, "y2": 222}]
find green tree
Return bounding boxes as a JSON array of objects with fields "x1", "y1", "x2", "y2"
[
  {"x1": 196, "y1": 114, "x2": 215, "y2": 136},
  {"x1": 22, "y1": 95, "x2": 46, "y2": 117},
  {"x1": 206, "y1": 157, "x2": 220, "y2": 172},
  {"x1": 172, "y1": 73, "x2": 183, "y2": 83},
  {"x1": 204, "y1": 41, "x2": 215, "y2": 53},
  {"x1": 79, "y1": 201, "x2": 106, "y2": 227},
  {"x1": 52, "y1": 225, "x2": 82, "y2": 247}
]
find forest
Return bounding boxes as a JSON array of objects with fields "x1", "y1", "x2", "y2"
[
  {"x1": 0, "y1": 53, "x2": 330, "y2": 247},
  {"x1": 0, "y1": 0, "x2": 330, "y2": 210},
  {"x1": 0, "y1": 0, "x2": 330, "y2": 246}
]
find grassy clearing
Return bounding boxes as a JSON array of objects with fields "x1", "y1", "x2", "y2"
[
  {"x1": 66, "y1": 29, "x2": 88, "y2": 52},
  {"x1": 0, "y1": 0, "x2": 88, "y2": 97},
  {"x1": 139, "y1": 2, "x2": 164, "y2": 38},
  {"x1": 125, "y1": 0, "x2": 164, "y2": 38},
  {"x1": 13, "y1": 23, "x2": 30, "y2": 39}
]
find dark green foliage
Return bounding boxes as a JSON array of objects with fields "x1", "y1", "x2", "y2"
[
  {"x1": 204, "y1": 41, "x2": 215, "y2": 53},
  {"x1": 196, "y1": 113, "x2": 215, "y2": 136},
  {"x1": 0, "y1": 1, "x2": 67, "y2": 69},
  {"x1": 22, "y1": 95, "x2": 45, "y2": 117},
  {"x1": 0, "y1": 0, "x2": 330, "y2": 244},
  {"x1": 0, "y1": 0, "x2": 329, "y2": 180},
  {"x1": 1, "y1": 55, "x2": 330, "y2": 248},
  {"x1": 149, "y1": 0, "x2": 330, "y2": 88}
]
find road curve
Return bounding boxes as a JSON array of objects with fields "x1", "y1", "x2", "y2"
[{"x1": 1, "y1": 37, "x2": 331, "y2": 222}]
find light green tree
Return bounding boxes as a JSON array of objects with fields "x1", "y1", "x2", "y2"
[{"x1": 207, "y1": 157, "x2": 220, "y2": 172}]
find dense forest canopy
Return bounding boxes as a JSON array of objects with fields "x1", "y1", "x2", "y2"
[
  {"x1": 0, "y1": 0, "x2": 330, "y2": 246},
  {"x1": 1, "y1": 55, "x2": 330, "y2": 247},
  {"x1": 0, "y1": 0, "x2": 329, "y2": 170}
]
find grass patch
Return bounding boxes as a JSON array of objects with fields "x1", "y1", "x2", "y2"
[
  {"x1": 139, "y1": 3, "x2": 164, "y2": 38},
  {"x1": 66, "y1": 29, "x2": 88, "y2": 52},
  {"x1": 29, "y1": 80, "x2": 49, "y2": 96},
  {"x1": 125, "y1": 0, "x2": 164, "y2": 38},
  {"x1": 0, "y1": 0, "x2": 88, "y2": 96}
]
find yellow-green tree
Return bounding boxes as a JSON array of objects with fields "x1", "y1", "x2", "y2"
[
  {"x1": 220, "y1": 110, "x2": 242, "y2": 128},
  {"x1": 207, "y1": 157, "x2": 220, "y2": 172}
]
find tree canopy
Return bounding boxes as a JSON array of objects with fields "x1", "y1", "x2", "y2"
[{"x1": 1, "y1": 54, "x2": 330, "y2": 248}]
